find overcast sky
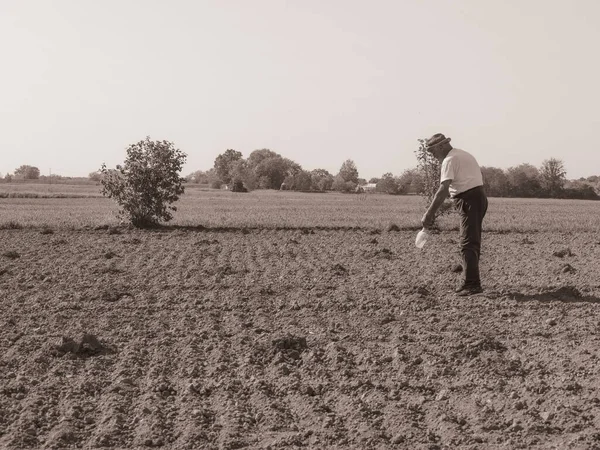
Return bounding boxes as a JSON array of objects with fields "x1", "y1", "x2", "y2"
[{"x1": 1, "y1": 0, "x2": 599, "y2": 180}]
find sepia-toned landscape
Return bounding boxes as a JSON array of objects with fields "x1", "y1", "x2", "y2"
[{"x1": 2, "y1": 187, "x2": 600, "y2": 449}]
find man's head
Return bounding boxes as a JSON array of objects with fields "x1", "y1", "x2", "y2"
[{"x1": 425, "y1": 133, "x2": 453, "y2": 161}]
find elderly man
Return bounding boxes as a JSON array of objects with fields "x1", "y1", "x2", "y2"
[{"x1": 421, "y1": 133, "x2": 488, "y2": 296}]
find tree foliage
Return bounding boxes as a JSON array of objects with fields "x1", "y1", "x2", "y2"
[
  {"x1": 396, "y1": 168, "x2": 423, "y2": 194},
  {"x1": 376, "y1": 173, "x2": 401, "y2": 194},
  {"x1": 230, "y1": 159, "x2": 255, "y2": 192},
  {"x1": 337, "y1": 159, "x2": 359, "y2": 184},
  {"x1": 214, "y1": 149, "x2": 243, "y2": 185},
  {"x1": 539, "y1": 158, "x2": 566, "y2": 198},
  {"x1": 506, "y1": 163, "x2": 541, "y2": 198},
  {"x1": 332, "y1": 175, "x2": 357, "y2": 193},
  {"x1": 89, "y1": 171, "x2": 103, "y2": 183},
  {"x1": 481, "y1": 166, "x2": 509, "y2": 197},
  {"x1": 100, "y1": 137, "x2": 187, "y2": 227},
  {"x1": 310, "y1": 169, "x2": 334, "y2": 191},
  {"x1": 14, "y1": 165, "x2": 40, "y2": 180},
  {"x1": 186, "y1": 168, "x2": 221, "y2": 188}
]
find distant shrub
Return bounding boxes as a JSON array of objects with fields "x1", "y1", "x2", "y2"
[
  {"x1": 0, "y1": 221, "x2": 23, "y2": 230},
  {"x1": 230, "y1": 179, "x2": 248, "y2": 192},
  {"x1": 100, "y1": 137, "x2": 187, "y2": 227},
  {"x1": 210, "y1": 179, "x2": 223, "y2": 189}
]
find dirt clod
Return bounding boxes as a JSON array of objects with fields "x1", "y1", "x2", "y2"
[
  {"x1": 100, "y1": 288, "x2": 130, "y2": 302},
  {"x1": 553, "y1": 248, "x2": 573, "y2": 258},
  {"x1": 53, "y1": 334, "x2": 105, "y2": 356},
  {"x1": 272, "y1": 335, "x2": 307, "y2": 352},
  {"x1": 451, "y1": 264, "x2": 463, "y2": 273},
  {"x1": 559, "y1": 263, "x2": 576, "y2": 274},
  {"x1": 331, "y1": 263, "x2": 348, "y2": 275}
]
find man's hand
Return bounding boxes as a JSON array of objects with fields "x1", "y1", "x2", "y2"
[{"x1": 421, "y1": 180, "x2": 451, "y2": 229}]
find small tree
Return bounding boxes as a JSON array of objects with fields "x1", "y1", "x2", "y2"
[
  {"x1": 100, "y1": 137, "x2": 187, "y2": 227},
  {"x1": 214, "y1": 149, "x2": 243, "y2": 185},
  {"x1": 310, "y1": 169, "x2": 334, "y2": 191},
  {"x1": 284, "y1": 170, "x2": 312, "y2": 191},
  {"x1": 506, "y1": 163, "x2": 541, "y2": 197},
  {"x1": 415, "y1": 138, "x2": 453, "y2": 223},
  {"x1": 539, "y1": 158, "x2": 566, "y2": 198},
  {"x1": 89, "y1": 171, "x2": 103, "y2": 183},
  {"x1": 338, "y1": 159, "x2": 359, "y2": 184},
  {"x1": 229, "y1": 159, "x2": 254, "y2": 192},
  {"x1": 481, "y1": 166, "x2": 509, "y2": 197},
  {"x1": 14, "y1": 165, "x2": 40, "y2": 180},
  {"x1": 376, "y1": 173, "x2": 400, "y2": 194},
  {"x1": 397, "y1": 168, "x2": 423, "y2": 194}
]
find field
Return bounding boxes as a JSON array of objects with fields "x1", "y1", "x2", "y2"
[{"x1": 1, "y1": 185, "x2": 600, "y2": 449}]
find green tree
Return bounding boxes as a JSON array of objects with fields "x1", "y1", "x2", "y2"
[
  {"x1": 89, "y1": 171, "x2": 102, "y2": 183},
  {"x1": 100, "y1": 137, "x2": 187, "y2": 227},
  {"x1": 397, "y1": 168, "x2": 423, "y2": 194},
  {"x1": 214, "y1": 149, "x2": 243, "y2": 185},
  {"x1": 247, "y1": 149, "x2": 281, "y2": 169},
  {"x1": 376, "y1": 172, "x2": 400, "y2": 194},
  {"x1": 481, "y1": 166, "x2": 509, "y2": 197},
  {"x1": 230, "y1": 159, "x2": 255, "y2": 191},
  {"x1": 14, "y1": 165, "x2": 40, "y2": 180},
  {"x1": 310, "y1": 169, "x2": 334, "y2": 191},
  {"x1": 506, "y1": 163, "x2": 541, "y2": 197},
  {"x1": 539, "y1": 158, "x2": 566, "y2": 198},
  {"x1": 253, "y1": 156, "x2": 301, "y2": 189},
  {"x1": 332, "y1": 174, "x2": 356, "y2": 192},
  {"x1": 337, "y1": 159, "x2": 359, "y2": 184},
  {"x1": 284, "y1": 170, "x2": 313, "y2": 191},
  {"x1": 186, "y1": 168, "x2": 220, "y2": 186}
]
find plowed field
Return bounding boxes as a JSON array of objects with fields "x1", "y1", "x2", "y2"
[{"x1": 2, "y1": 223, "x2": 600, "y2": 449}]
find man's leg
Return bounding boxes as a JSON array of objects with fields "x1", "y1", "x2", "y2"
[{"x1": 455, "y1": 187, "x2": 487, "y2": 291}]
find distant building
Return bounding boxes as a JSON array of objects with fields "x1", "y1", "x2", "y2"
[{"x1": 363, "y1": 183, "x2": 377, "y2": 192}]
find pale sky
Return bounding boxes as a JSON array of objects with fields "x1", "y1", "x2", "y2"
[{"x1": 1, "y1": 0, "x2": 599, "y2": 180}]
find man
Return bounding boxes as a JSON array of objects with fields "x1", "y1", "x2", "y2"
[{"x1": 421, "y1": 133, "x2": 488, "y2": 296}]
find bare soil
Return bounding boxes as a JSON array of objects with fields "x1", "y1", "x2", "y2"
[{"x1": 1, "y1": 228, "x2": 600, "y2": 449}]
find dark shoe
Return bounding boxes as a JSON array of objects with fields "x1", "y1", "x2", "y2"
[{"x1": 455, "y1": 284, "x2": 483, "y2": 296}]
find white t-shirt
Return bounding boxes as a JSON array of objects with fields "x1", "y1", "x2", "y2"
[{"x1": 440, "y1": 148, "x2": 483, "y2": 197}]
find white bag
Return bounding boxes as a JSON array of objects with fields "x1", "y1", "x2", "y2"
[{"x1": 415, "y1": 228, "x2": 430, "y2": 249}]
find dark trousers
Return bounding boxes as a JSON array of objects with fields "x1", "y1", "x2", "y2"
[{"x1": 453, "y1": 186, "x2": 488, "y2": 287}]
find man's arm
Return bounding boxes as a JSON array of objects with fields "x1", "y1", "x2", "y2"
[{"x1": 421, "y1": 179, "x2": 452, "y2": 228}]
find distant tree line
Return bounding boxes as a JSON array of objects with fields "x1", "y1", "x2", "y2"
[
  {"x1": 368, "y1": 159, "x2": 599, "y2": 200},
  {"x1": 182, "y1": 148, "x2": 598, "y2": 200},
  {"x1": 186, "y1": 148, "x2": 360, "y2": 193},
  {"x1": 480, "y1": 159, "x2": 599, "y2": 200},
  {"x1": 2, "y1": 165, "x2": 41, "y2": 181},
  {"x1": 3, "y1": 152, "x2": 598, "y2": 201}
]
